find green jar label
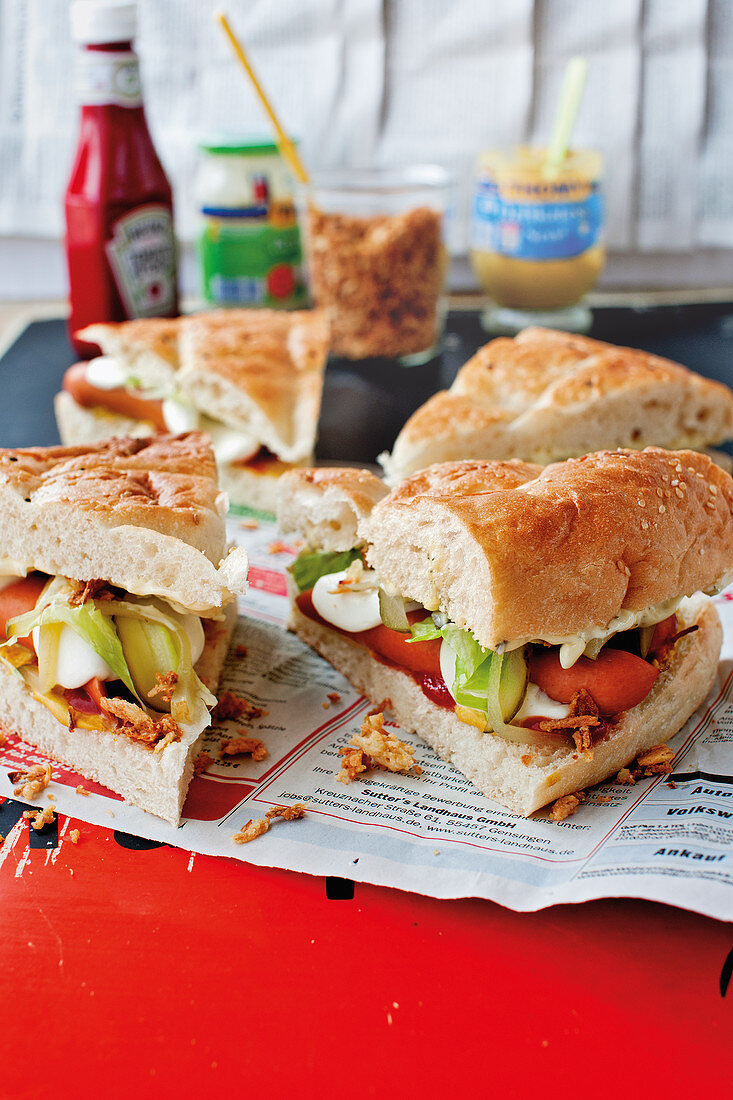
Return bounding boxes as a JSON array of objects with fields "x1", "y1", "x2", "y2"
[{"x1": 198, "y1": 216, "x2": 306, "y2": 308}]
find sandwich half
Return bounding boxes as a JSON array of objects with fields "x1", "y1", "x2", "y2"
[
  {"x1": 0, "y1": 433, "x2": 248, "y2": 823},
  {"x1": 56, "y1": 308, "x2": 330, "y2": 513},
  {"x1": 381, "y1": 327, "x2": 733, "y2": 483},
  {"x1": 279, "y1": 450, "x2": 733, "y2": 816}
]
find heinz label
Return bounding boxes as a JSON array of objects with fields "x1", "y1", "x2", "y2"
[{"x1": 105, "y1": 205, "x2": 177, "y2": 317}]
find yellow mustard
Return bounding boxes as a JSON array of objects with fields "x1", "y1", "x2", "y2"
[{"x1": 470, "y1": 147, "x2": 604, "y2": 312}]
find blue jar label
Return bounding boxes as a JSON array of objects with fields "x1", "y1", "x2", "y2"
[{"x1": 472, "y1": 177, "x2": 603, "y2": 260}]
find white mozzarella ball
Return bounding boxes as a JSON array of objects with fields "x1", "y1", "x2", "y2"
[{"x1": 312, "y1": 569, "x2": 382, "y2": 633}]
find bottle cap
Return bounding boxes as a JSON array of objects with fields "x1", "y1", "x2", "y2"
[{"x1": 70, "y1": 1, "x2": 137, "y2": 45}]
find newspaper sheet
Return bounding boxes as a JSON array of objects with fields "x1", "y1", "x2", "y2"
[{"x1": 1, "y1": 511, "x2": 732, "y2": 922}]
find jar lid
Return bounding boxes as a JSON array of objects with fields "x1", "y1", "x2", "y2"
[
  {"x1": 198, "y1": 135, "x2": 297, "y2": 157},
  {"x1": 70, "y1": 1, "x2": 137, "y2": 44}
]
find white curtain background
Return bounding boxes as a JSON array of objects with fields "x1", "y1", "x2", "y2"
[{"x1": 0, "y1": 0, "x2": 731, "y2": 297}]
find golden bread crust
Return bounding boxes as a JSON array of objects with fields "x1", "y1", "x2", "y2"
[
  {"x1": 75, "y1": 318, "x2": 180, "y2": 368},
  {"x1": 0, "y1": 434, "x2": 222, "y2": 554}
]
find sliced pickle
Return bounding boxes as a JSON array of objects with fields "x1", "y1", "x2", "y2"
[
  {"x1": 378, "y1": 588, "x2": 410, "y2": 633},
  {"x1": 498, "y1": 648, "x2": 529, "y2": 721},
  {"x1": 36, "y1": 622, "x2": 62, "y2": 694},
  {"x1": 115, "y1": 615, "x2": 178, "y2": 711}
]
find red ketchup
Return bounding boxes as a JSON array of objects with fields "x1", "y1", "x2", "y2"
[{"x1": 64, "y1": 1, "x2": 178, "y2": 356}]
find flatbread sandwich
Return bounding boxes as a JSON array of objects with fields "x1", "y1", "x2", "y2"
[
  {"x1": 381, "y1": 327, "x2": 733, "y2": 484},
  {"x1": 56, "y1": 309, "x2": 330, "y2": 512},
  {"x1": 0, "y1": 433, "x2": 248, "y2": 823},
  {"x1": 278, "y1": 449, "x2": 733, "y2": 816}
]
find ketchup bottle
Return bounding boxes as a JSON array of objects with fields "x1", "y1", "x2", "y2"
[{"x1": 65, "y1": 0, "x2": 178, "y2": 357}]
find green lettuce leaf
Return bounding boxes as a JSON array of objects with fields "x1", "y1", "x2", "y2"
[
  {"x1": 408, "y1": 616, "x2": 443, "y2": 643},
  {"x1": 289, "y1": 548, "x2": 362, "y2": 593},
  {"x1": 8, "y1": 599, "x2": 140, "y2": 702},
  {"x1": 408, "y1": 614, "x2": 518, "y2": 724}
]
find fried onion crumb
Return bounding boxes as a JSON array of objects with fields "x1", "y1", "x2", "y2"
[
  {"x1": 23, "y1": 805, "x2": 56, "y2": 831},
  {"x1": 147, "y1": 671, "x2": 178, "y2": 704},
  {"x1": 337, "y1": 711, "x2": 421, "y2": 784},
  {"x1": 539, "y1": 690, "x2": 601, "y2": 757},
  {"x1": 232, "y1": 803, "x2": 307, "y2": 844},
  {"x1": 193, "y1": 751, "x2": 213, "y2": 775},
  {"x1": 10, "y1": 763, "x2": 53, "y2": 800},
  {"x1": 212, "y1": 691, "x2": 266, "y2": 723},
  {"x1": 549, "y1": 791, "x2": 586, "y2": 821},
  {"x1": 234, "y1": 644, "x2": 249, "y2": 659},
  {"x1": 220, "y1": 736, "x2": 269, "y2": 762},
  {"x1": 69, "y1": 829, "x2": 80, "y2": 844},
  {"x1": 99, "y1": 698, "x2": 182, "y2": 751},
  {"x1": 75, "y1": 785, "x2": 90, "y2": 796},
  {"x1": 615, "y1": 743, "x2": 676, "y2": 785},
  {"x1": 68, "y1": 578, "x2": 115, "y2": 607}
]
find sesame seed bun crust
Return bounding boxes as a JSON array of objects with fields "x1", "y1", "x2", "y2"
[{"x1": 362, "y1": 449, "x2": 733, "y2": 648}]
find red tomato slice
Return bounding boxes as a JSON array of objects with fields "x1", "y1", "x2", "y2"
[
  {"x1": 0, "y1": 574, "x2": 48, "y2": 650},
  {"x1": 85, "y1": 677, "x2": 109, "y2": 709},
  {"x1": 359, "y1": 623, "x2": 442, "y2": 679},
  {"x1": 529, "y1": 646, "x2": 659, "y2": 716},
  {"x1": 63, "y1": 362, "x2": 166, "y2": 430}
]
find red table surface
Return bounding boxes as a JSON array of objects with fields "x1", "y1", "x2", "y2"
[{"x1": 0, "y1": 808, "x2": 730, "y2": 1100}]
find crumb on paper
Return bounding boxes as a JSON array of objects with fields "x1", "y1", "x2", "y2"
[
  {"x1": 337, "y1": 711, "x2": 422, "y2": 784},
  {"x1": 636, "y1": 744, "x2": 675, "y2": 772},
  {"x1": 46, "y1": 792, "x2": 56, "y2": 802},
  {"x1": 267, "y1": 540, "x2": 290, "y2": 555},
  {"x1": 69, "y1": 829, "x2": 80, "y2": 845},
  {"x1": 322, "y1": 691, "x2": 342, "y2": 710},
  {"x1": 147, "y1": 671, "x2": 178, "y2": 705},
  {"x1": 23, "y1": 805, "x2": 55, "y2": 831},
  {"x1": 212, "y1": 690, "x2": 266, "y2": 723},
  {"x1": 615, "y1": 743, "x2": 675, "y2": 785},
  {"x1": 75, "y1": 785, "x2": 90, "y2": 796},
  {"x1": 239, "y1": 519, "x2": 259, "y2": 530},
  {"x1": 193, "y1": 751, "x2": 213, "y2": 775},
  {"x1": 549, "y1": 790, "x2": 586, "y2": 822},
  {"x1": 99, "y1": 698, "x2": 181, "y2": 751},
  {"x1": 10, "y1": 762, "x2": 53, "y2": 800},
  {"x1": 667, "y1": 780, "x2": 677, "y2": 790},
  {"x1": 234, "y1": 644, "x2": 249, "y2": 659},
  {"x1": 232, "y1": 803, "x2": 307, "y2": 845},
  {"x1": 220, "y1": 736, "x2": 268, "y2": 762}
]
